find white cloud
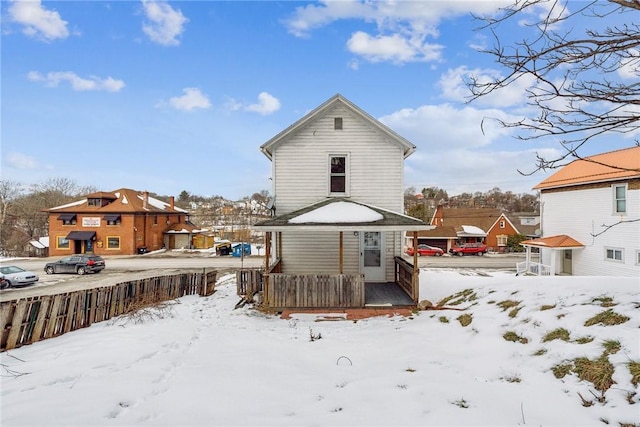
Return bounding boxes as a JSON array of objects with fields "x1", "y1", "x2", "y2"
[
  {"x1": 27, "y1": 71, "x2": 125, "y2": 92},
  {"x1": 347, "y1": 31, "x2": 443, "y2": 64},
  {"x1": 244, "y1": 92, "x2": 281, "y2": 115},
  {"x1": 8, "y1": 0, "x2": 69, "y2": 42},
  {"x1": 6, "y1": 152, "x2": 38, "y2": 169},
  {"x1": 168, "y1": 88, "x2": 211, "y2": 111},
  {"x1": 141, "y1": 0, "x2": 188, "y2": 46},
  {"x1": 618, "y1": 49, "x2": 639, "y2": 80},
  {"x1": 438, "y1": 66, "x2": 536, "y2": 108},
  {"x1": 285, "y1": 1, "x2": 510, "y2": 64}
]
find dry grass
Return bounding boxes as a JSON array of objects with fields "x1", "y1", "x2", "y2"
[
  {"x1": 629, "y1": 361, "x2": 640, "y2": 387},
  {"x1": 552, "y1": 363, "x2": 572, "y2": 379},
  {"x1": 497, "y1": 300, "x2": 521, "y2": 311},
  {"x1": 601, "y1": 340, "x2": 621, "y2": 355},
  {"x1": 540, "y1": 304, "x2": 556, "y2": 311},
  {"x1": 503, "y1": 331, "x2": 528, "y2": 344},
  {"x1": 118, "y1": 291, "x2": 178, "y2": 325},
  {"x1": 457, "y1": 313, "x2": 473, "y2": 327},
  {"x1": 542, "y1": 328, "x2": 571, "y2": 343},
  {"x1": 584, "y1": 309, "x2": 630, "y2": 327},
  {"x1": 574, "y1": 336, "x2": 595, "y2": 344},
  {"x1": 590, "y1": 296, "x2": 617, "y2": 307},
  {"x1": 573, "y1": 356, "x2": 615, "y2": 392},
  {"x1": 437, "y1": 289, "x2": 477, "y2": 306}
]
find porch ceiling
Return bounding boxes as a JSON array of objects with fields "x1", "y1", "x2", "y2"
[{"x1": 254, "y1": 198, "x2": 433, "y2": 232}]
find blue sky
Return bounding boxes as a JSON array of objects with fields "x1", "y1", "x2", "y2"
[{"x1": 2, "y1": 1, "x2": 636, "y2": 200}]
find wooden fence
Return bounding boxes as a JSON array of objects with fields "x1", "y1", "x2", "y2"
[
  {"x1": 266, "y1": 274, "x2": 365, "y2": 309},
  {"x1": 394, "y1": 256, "x2": 419, "y2": 304},
  {"x1": 1, "y1": 270, "x2": 217, "y2": 352},
  {"x1": 236, "y1": 268, "x2": 264, "y2": 297}
]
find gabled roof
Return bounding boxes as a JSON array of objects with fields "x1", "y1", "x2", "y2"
[
  {"x1": 433, "y1": 207, "x2": 503, "y2": 232},
  {"x1": 254, "y1": 198, "x2": 432, "y2": 231},
  {"x1": 46, "y1": 188, "x2": 188, "y2": 214},
  {"x1": 520, "y1": 235, "x2": 584, "y2": 249},
  {"x1": 534, "y1": 146, "x2": 640, "y2": 190},
  {"x1": 259, "y1": 93, "x2": 416, "y2": 160}
]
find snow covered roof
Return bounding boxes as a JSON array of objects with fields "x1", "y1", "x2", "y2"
[
  {"x1": 254, "y1": 198, "x2": 431, "y2": 231},
  {"x1": 457, "y1": 225, "x2": 486, "y2": 237}
]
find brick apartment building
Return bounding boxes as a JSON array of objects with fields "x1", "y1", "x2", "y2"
[{"x1": 47, "y1": 188, "x2": 196, "y2": 256}]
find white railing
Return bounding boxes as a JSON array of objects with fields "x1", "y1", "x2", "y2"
[{"x1": 516, "y1": 261, "x2": 551, "y2": 276}]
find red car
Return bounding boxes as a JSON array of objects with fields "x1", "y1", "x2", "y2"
[
  {"x1": 407, "y1": 244, "x2": 444, "y2": 257},
  {"x1": 449, "y1": 243, "x2": 487, "y2": 256}
]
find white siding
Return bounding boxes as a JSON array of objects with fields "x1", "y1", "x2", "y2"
[
  {"x1": 281, "y1": 230, "x2": 401, "y2": 282},
  {"x1": 541, "y1": 185, "x2": 640, "y2": 276},
  {"x1": 273, "y1": 105, "x2": 404, "y2": 214}
]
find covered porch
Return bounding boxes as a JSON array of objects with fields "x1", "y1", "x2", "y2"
[
  {"x1": 247, "y1": 199, "x2": 431, "y2": 310},
  {"x1": 517, "y1": 235, "x2": 585, "y2": 276}
]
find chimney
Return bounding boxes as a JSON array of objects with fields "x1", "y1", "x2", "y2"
[
  {"x1": 143, "y1": 191, "x2": 149, "y2": 209},
  {"x1": 170, "y1": 196, "x2": 175, "y2": 210}
]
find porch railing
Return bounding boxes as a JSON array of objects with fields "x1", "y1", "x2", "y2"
[
  {"x1": 394, "y1": 256, "x2": 419, "y2": 303},
  {"x1": 516, "y1": 261, "x2": 552, "y2": 276},
  {"x1": 266, "y1": 274, "x2": 365, "y2": 309}
]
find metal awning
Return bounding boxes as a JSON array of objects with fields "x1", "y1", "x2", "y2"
[
  {"x1": 66, "y1": 231, "x2": 96, "y2": 240},
  {"x1": 103, "y1": 214, "x2": 121, "y2": 221},
  {"x1": 58, "y1": 214, "x2": 77, "y2": 221}
]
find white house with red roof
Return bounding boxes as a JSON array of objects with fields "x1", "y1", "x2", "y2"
[{"x1": 518, "y1": 146, "x2": 639, "y2": 276}]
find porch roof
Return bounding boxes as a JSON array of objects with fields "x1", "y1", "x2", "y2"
[
  {"x1": 253, "y1": 198, "x2": 433, "y2": 232},
  {"x1": 520, "y1": 234, "x2": 584, "y2": 249}
]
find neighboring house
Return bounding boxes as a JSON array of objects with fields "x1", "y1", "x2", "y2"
[
  {"x1": 47, "y1": 189, "x2": 192, "y2": 256},
  {"x1": 519, "y1": 146, "x2": 640, "y2": 276},
  {"x1": 253, "y1": 94, "x2": 431, "y2": 310},
  {"x1": 420, "y1": 207, "x2": 538, "y2": 252}
]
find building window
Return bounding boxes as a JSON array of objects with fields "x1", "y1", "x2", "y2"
[
  {"x1": 88, "y1": 198, "x2": 101, "y2": 207},
  {"x1": 499, "y1": 220, "x2": 505, "y2": 229},
  {"x1": 605, "y1": 247, "x2": 623, "y2": 262},
  {"x1": 57, "y1": 236, "x2": 70, "y2": 249},
  {"x1": 636, "y1": 250, "x2": 640, "y2": 265},
  {"x1": 58, "y1": 214, "x2": 76, "y2": 225},
  {"x1": 613, "y1": 184, "x2": 626, "y2": 214},
  {"x1": 107, "y1": 236, "x2": 120, "y2": 249},
  {"x1": 497, "y1": 235, "x2": 507, "y2": 246},
  {"x1": 334, "y1": 117, "x2": 343, "y2": 130},
  {"x1": 153, "y1": 215, "x2": 158, "y2": 225},
  {"x1": 329, "y1": 155, "x2": 348, "y2": 195}
]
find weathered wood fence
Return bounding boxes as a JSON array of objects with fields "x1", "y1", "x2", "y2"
[
  {"x1": 1, "y1": 270, "x2": 217, "y2": 352},
  {"x1": 267, "y1": 274, "x2": 365, "y2": 309},
  {"x1": 394, "y1": 256, "x2": 419, "y2": 304},
  {"x1": 236, "y1": 268, "x2": 264, "y2": 297}
]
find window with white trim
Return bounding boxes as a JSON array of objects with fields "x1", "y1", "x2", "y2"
[
  {"x1": 497, "y1": 235, "x2": 507, "y2": 247},
  {"x1": 613, "y1": 184, "x2": 626, "y2": 214},
  {"x1": 329, "y1": 154, "x2": 348, "y2": 195},
  {"x1": 605, "y1": 247, "x2": 623, "y2": 262},
  {"x1": 499, "y1": 220, "x2": 505, "y2": 228}
]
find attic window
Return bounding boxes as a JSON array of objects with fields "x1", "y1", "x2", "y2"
[
  {"x1": 329, "y1": 154, "x2": 349, "y2": 195},
  {"x1": 334, "y1": 117, "x2": 343, "y2": 130}
]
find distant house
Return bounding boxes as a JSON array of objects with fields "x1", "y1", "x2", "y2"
[
  {"x1": 519, "y1": 146, "x2": 640, "y2": 276},
  {"x1": 416, "y1": 207, "x2": 539, "y2": 253},
  {"x1": 46, "y1": 188, "x2": 194, "y2": 256},
  {"x1": 253, "y1": 94, "x2": 431, "y2": 310}
]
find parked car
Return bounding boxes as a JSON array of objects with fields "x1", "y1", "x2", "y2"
[
  {"x1": 0, "y1": 265, "x2": 40, "y2": 287},
  {"x1": 449, "y1": 243, "x2": 487, "y2": 256},
  {"x1": 44, "y1": 255, "x2": 106, "y2": 275},
  {"x1": 406, "y1": 244, "x2": 444, "y2": 257}
]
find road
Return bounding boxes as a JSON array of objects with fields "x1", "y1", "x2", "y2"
[{"x1": 1, "y1": 252, "x2": 529, "y2": 302}]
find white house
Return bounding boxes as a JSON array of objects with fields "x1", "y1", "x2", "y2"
[
  {"x1": 253, "y1": 94, "x2": 431, "y2": 310},
  {"x1": 519, "y1": 146, "x2": 640, "y2": 276}
]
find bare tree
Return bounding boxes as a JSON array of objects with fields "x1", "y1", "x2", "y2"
[{"x1": 469, "y1": 0, "x2": 640, "y2": 173}]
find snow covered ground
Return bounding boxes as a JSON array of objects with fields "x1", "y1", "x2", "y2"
[{"x1": 1, "y1": 269, "x2": 638, "y2": 426}]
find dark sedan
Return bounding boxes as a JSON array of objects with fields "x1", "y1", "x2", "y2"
[{"x1": 44, "y1": 255, "x2": 106, "y2": 275}]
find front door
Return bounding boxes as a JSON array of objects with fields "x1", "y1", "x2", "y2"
[
  {"x1": 563, "y1": 250, "x2": 573, "y2": 275},
  {"x1": 360, "y1": 231, "x2": 385, "y2": 282}
]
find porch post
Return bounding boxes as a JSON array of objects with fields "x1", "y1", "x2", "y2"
[
  {"x1": 264, "y1": 232, "x2": 271, "y2": 304},
  {"x1": 412, "y1": 231, "x2": 419, "y2": 303},
  {"x1": 550, "y1": 249, "x2": 556, "y2": 276},
  {"x1": 339, "y1": 231, "x2": 344, "y2": 274},
  {"x1": 525, "y1": 246, "x2": 531, "y2": 271}
]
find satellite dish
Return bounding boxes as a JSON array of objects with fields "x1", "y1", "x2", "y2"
[{"x1": 534, "y1": 228, "x2": 541, "y2": 236}]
